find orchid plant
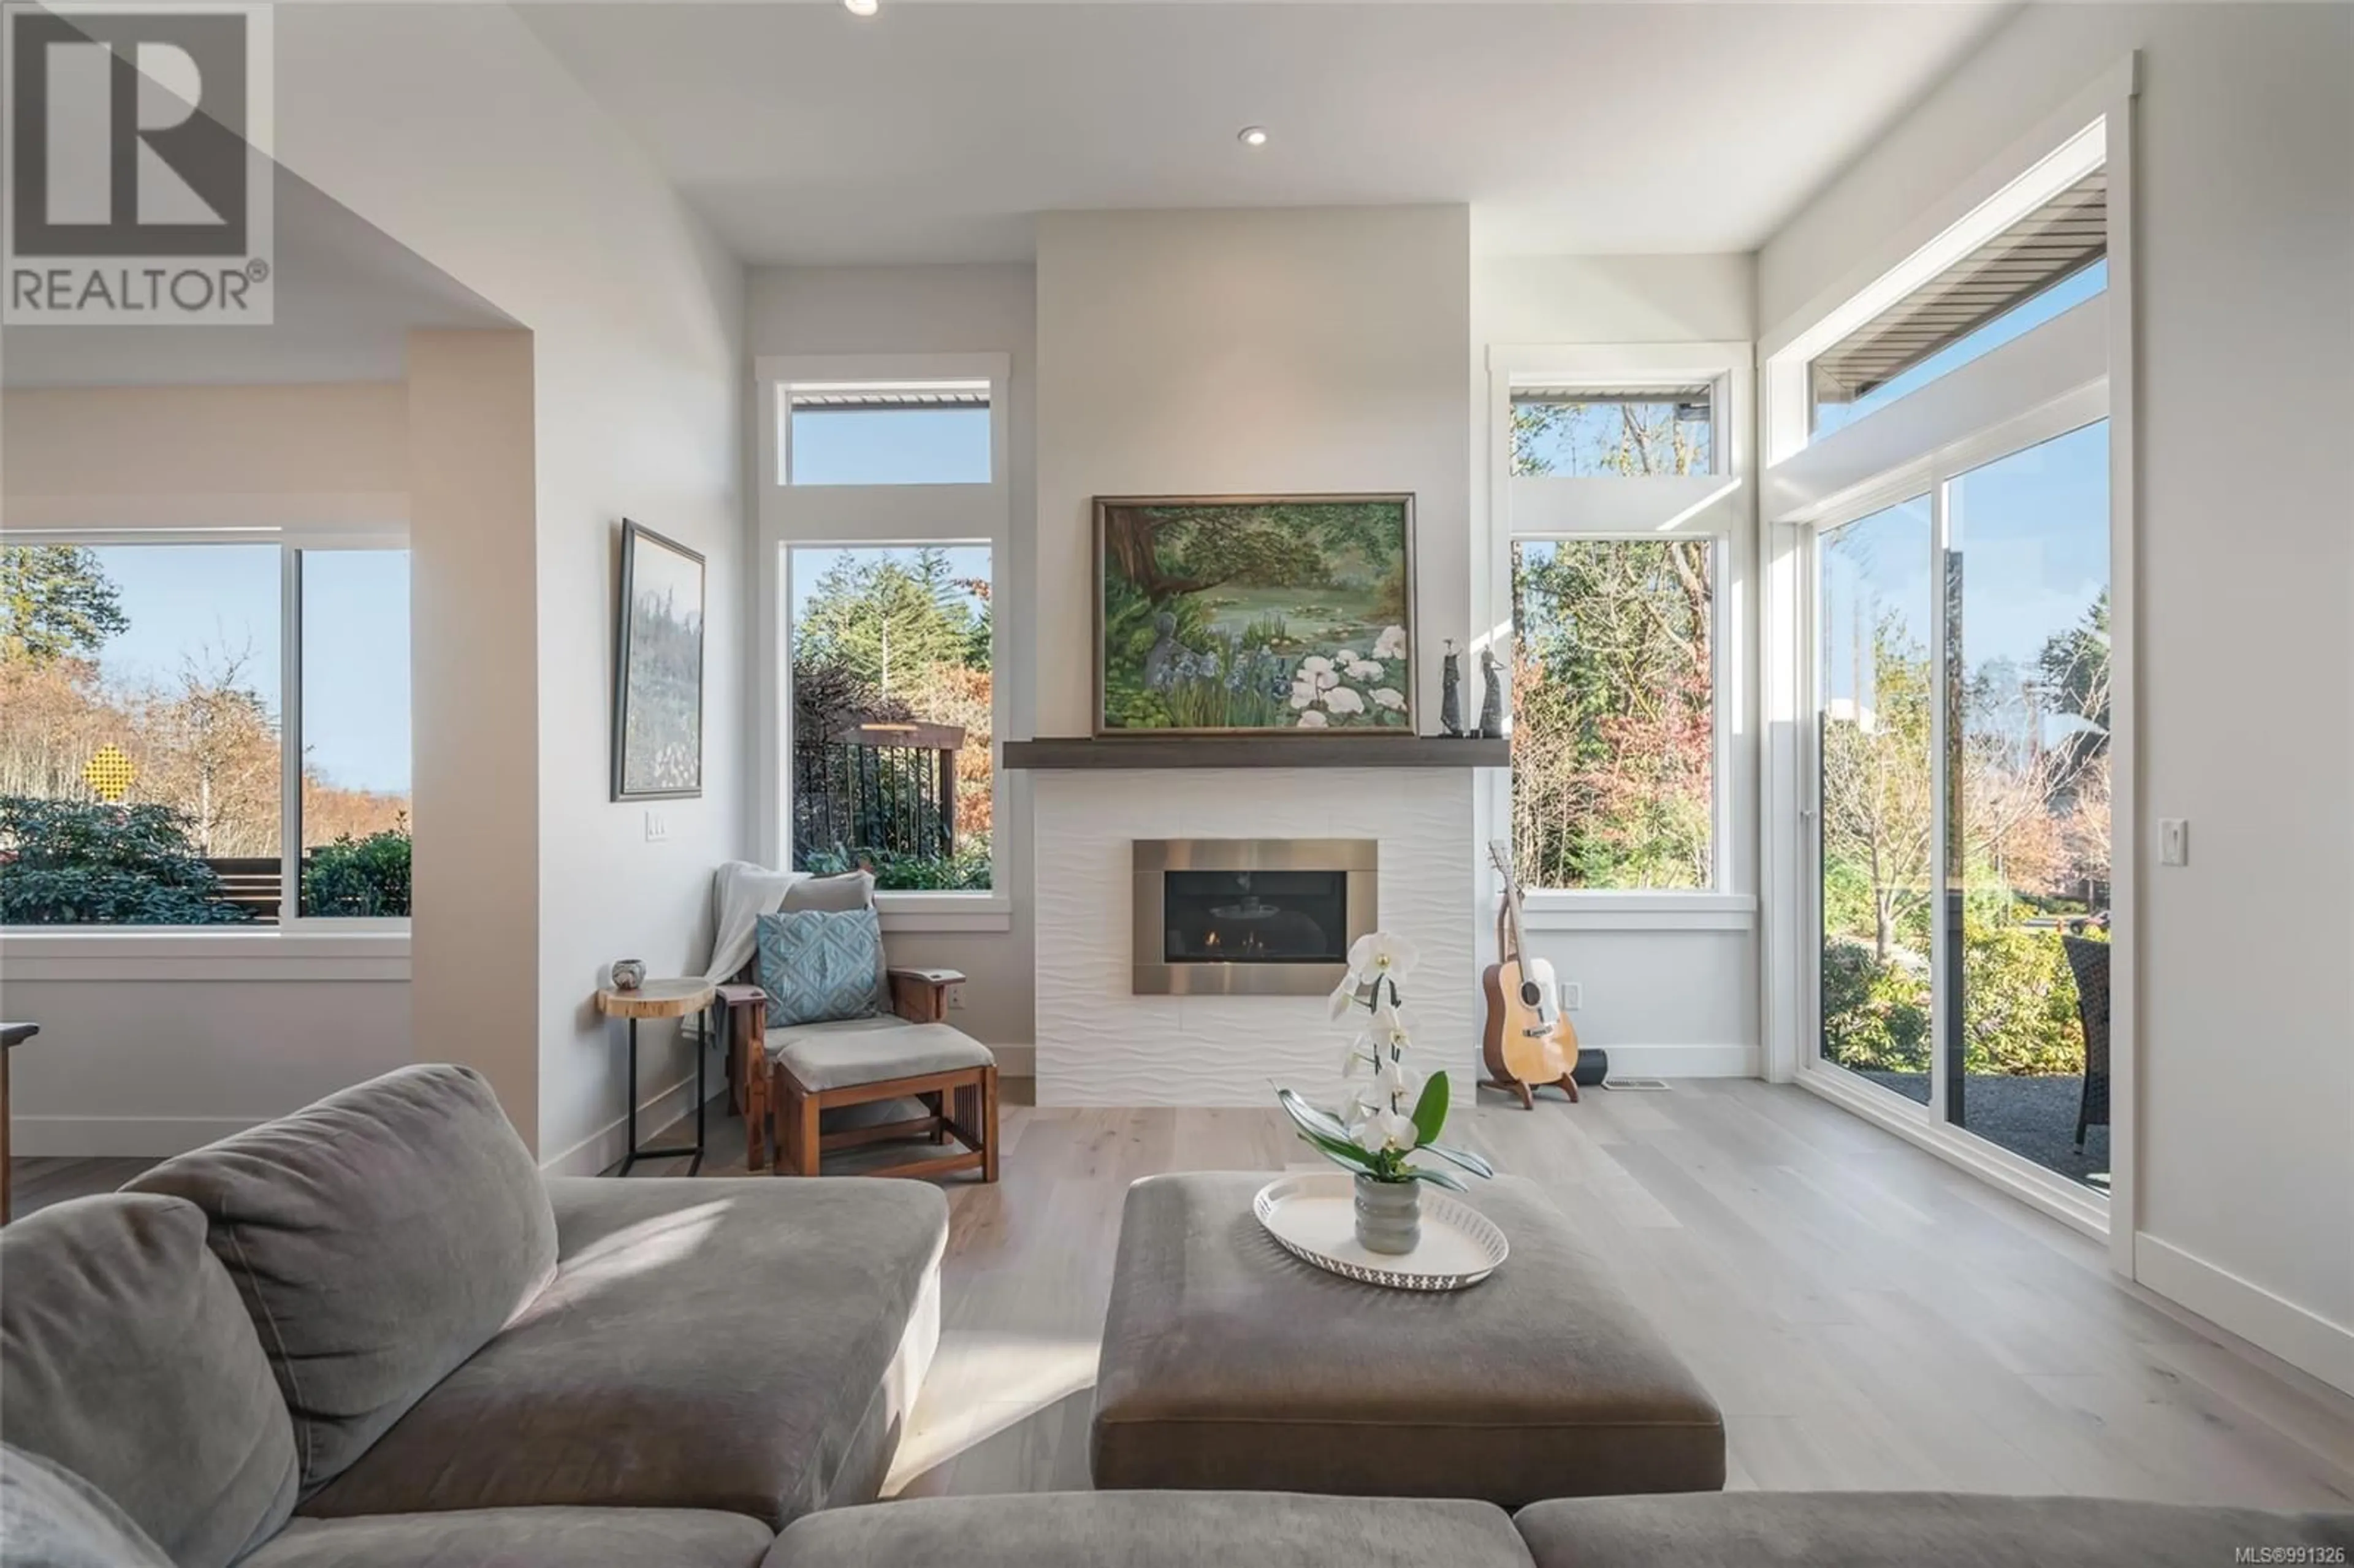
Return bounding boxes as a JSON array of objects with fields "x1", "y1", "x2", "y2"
[{"x1": 1276, "y1": 932, "x2": 1496, "y2": 1190}]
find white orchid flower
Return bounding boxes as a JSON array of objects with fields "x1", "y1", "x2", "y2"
[
  {"x1": 1368, "y1": 1000, "x2": 1417, "y2": 1056},
  {"x1": 1296, "y1": 710, "x2": 1329, "y2": 728},
  {"x1": 1323, "y1": 687, "x2": 1367, "y2": 716},
  {"x1": 1370, "y1": 687, "x2": 1406, "y2": 710},
  {"x1": 1339, "y1": 1037, "x2": 1377, "y2": 1079},
  {"x1": 1376, "y1": 1056, "x2": 1423, "y2": 1108},
  {"x1": 1328, "y1": 977, "x2": 1366, "y2": 1021},
  {"x1": 1350, "y1": 1109, "x2": 1420, "y2": 1155},
  {"x1": 1347, "y1": 931, "x2": 1419, "y2": 984}
]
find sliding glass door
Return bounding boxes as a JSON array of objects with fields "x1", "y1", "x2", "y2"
[{"x1": 1813, "y1": 421, "x2": 2112, "y2": 1192}]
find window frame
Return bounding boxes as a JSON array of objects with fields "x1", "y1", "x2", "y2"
[
  {"x1": 755, "y1": 352, "x2": 1014, "y2": 931},
  {"x1": 0, "y1": 525, "x2": 414, "y2": 961},
  {"x1": 1758, "y1": 74, "x2": 2136, "y2": 1258},
  {"x1": 1484, "y1": 341, "x2": 1755, "y2": 926}
]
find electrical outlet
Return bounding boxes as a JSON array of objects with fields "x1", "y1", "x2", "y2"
[
  {"x1": 643, "y1": 809, "x2": 669, "y2": 843},
  {"x1": 2159, "y1": 818, "x2": 2189, "y2": 866},
  {"x1": 945, "y1": 983, "x2": 967, "y2": 1011},
  {"x1": 1560, "y1": 981, "x2": 1582, "y2": 1011}
]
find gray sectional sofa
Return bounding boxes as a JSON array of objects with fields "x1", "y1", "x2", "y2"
[
  {"x1": 0, "y1": 1064, "x2": 944, "y2": 1568},
  {"x1": 2, "y1": 1063, "x2": 2347, "y2": 1568}
]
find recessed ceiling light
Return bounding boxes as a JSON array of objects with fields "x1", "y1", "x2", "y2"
[
  {"x1": 844, "y1": 0, "x2": 878, "y2": 15},
  {"x1": 1238, "y1": 126, "x2": 1270, "y2": 148}
]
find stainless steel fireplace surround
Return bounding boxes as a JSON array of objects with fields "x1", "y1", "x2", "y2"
[{"x1": 1132, "y1": 838, "x2": 1378, "y2": 996}]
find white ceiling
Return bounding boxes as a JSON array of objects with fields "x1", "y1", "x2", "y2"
[{"x1": 520, "y1": 1, "x2": 2017, "y2": 267}]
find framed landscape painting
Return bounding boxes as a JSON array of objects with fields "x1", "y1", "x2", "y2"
[
  {"x1": 612, "y1": 520, "x2": 706, "y2": 800},
  {"x1": 1095, "y1": 494, "x2": 1415, "y2": 736}
]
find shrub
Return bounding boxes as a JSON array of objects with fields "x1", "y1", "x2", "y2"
[
  {"x1": 303, "y1": 825, "x2": 411, "y2": 917},
  {"x1": 1820, "y1": 935, "x2": 1930, "y2": 1072},
  {"x1": 1820, "y1": 918, "x2": 2089, "y2": 1078},
  {"x1": 0, "y1": 794, "x2": 248, "y2": 924},
  {"x1": 802, "y1": 837, "x2": 992, "y2": 892}
]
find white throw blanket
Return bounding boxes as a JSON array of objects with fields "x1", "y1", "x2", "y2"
[{"x1": 703, "y1": 860, "x2": 810, "y2": 985}]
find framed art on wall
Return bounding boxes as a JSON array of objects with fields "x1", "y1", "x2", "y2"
[
  {"x1": 1094, "y1": 493, "x2": 1415, "y2": 737},
  {"x1": 612, "y1": 519, "x2": 706, "y2": 800}
]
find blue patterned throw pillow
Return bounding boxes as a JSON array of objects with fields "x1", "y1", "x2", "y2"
[{"x1": 755, "y1": 908, "x2": 885, "y2": 1026}]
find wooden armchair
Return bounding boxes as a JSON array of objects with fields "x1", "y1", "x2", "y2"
[{"x1": 720, "y1": 966, "x2": 999, "y2": 1182}]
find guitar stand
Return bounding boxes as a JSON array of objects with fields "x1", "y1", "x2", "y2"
[{"x1": 1481, "y1": 1072, "x2": 1580, "y2": 1109}]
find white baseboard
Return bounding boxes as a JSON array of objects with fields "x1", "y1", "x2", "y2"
[
  {"x1": 1593, "y1": 1041, "x2": 1757, "y2": 1078},
  {"x1": 2135, "y1": 1231, "x2": 2354, "y2": 1398},
  {"x1": 9, "y1": 1114, "x2": 263, "y2": 1157},
  {"x1": 539, "y1": 1075, "x2": 725, "y2": 1178}
]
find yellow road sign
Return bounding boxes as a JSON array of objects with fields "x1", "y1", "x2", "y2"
[{"x1": 83, "y1": 744, "x2": 136, "y2": 803}]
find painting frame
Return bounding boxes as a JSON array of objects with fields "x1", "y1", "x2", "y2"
[
  {"x1": 1092, "y1": 492, "x2": 1417, "y2": 739},
  {"x1": 612, "y1": 519, "x2": 707, "y2": 801}
]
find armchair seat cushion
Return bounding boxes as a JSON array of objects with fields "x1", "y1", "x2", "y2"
[
  {"x1": 767, "y1": 1015, "x2": 994, "y2": 1092},
  {"x1": 297, "y1": 1175, "x2": 947, "y2": 1532}
]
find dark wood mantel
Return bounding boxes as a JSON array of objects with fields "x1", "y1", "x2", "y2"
[{"x1": 1000, "y1": 736, "x2": 1509, "y2": 770}]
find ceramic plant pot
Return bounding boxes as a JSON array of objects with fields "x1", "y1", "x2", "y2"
[
  {"x1": 611, "y1": 958, "x2": 647, "y2": 992},
  {"x1": 1352, "y1": 1173, "x2": 1422, "y2": 1255}
]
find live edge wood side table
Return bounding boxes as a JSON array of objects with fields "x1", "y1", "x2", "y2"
[{"x1": 594, "y1": 980, "x2": 717, "y2": 1176}]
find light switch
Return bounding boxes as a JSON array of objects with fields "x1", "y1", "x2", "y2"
[
  {"x1": 2159, "y1": 818, "x2": 2188, "y2": 866},
  {"x1": 644, "y1": 809, "x2": 669, "y2": 843}
]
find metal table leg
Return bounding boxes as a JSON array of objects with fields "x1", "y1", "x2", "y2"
[{"x1": 618, "y1": 1012, "x2": 707, "y2": 1176}]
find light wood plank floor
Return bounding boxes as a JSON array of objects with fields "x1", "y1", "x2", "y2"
[{"x1": 16, "y1": 1078, "x2": 2351, "y2": 1509}]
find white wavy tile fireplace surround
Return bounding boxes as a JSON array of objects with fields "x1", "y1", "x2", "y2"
[{"x1": 1029, "y1": 765, "x2": 1480, "y2": 1107}]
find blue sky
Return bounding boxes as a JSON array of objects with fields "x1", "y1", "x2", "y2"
[
  {"x1": 788, "y1": 407, "x2": 991, "y2": 486},
  {"x1": 93, "y1": 544, "x2": 412, "y2": 794},
  {"x1": 1821, "y1": 419, "x2": 2109, "y2": 726}
]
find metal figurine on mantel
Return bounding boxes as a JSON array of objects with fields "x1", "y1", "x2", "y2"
[
  {"x1": 1439, "y1": 640, "x2": 1465, "y2": 737},
  {"x1": 1476, "y1": 649, "x2": 1506, "y2": 740}
]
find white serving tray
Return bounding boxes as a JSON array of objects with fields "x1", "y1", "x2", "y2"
[{"x1": 1252, "y1": 1171, "x2": 1508, "y2": 1292}]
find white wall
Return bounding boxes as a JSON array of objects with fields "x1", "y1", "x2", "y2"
[
  {"x1": 747, "y1": 265, "x2": 1038, "y2": 1052},
  {"x1": 1470, "y1": 256, "x2": 1761, "y2": 1077},
  {"x1": 272, "y1": 4, "x2": 748, "y2": 1167},
  {"x1": 1759, "y1": 2, "x2": 2354, "y2": 1391},
  {"x1": 1037, "y1": 206, "x2": 1475, "y2": 732},
  {"x1": 0, "y1": 380, "x2": 414, "y2": 1153},
  {"x1": 1030, "y1": 206, "x2": 1477, "y2": 1104}
]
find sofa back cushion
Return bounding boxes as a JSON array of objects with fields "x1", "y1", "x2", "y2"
[
  {"x1": 124, "y1": 1064, "x2": 557, "y2": 1497},
  {"x1": 0, "y1": 1197, "x2": 297, "y2": 1568}
]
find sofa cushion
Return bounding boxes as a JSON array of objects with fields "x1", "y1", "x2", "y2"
[
  {"x1": 758, "y1": 908, "x2": 885, "y2": 1025},
  {"x1": 0, "y1": 1197, "x2": 298, "y2": 1568},
  {"x1": 764, "y1": 1492, "x2": 1537, "y2": 1568},
  {"x1": 0, "y1": 1444, "x2": 174, "y2": 1568},
  {"x1": 242, "y1": 1508, "x2": 773, "y2": 1568},
  {"x1": 300, "y1": 1174, "x2": 947, "y2": 1531},
  {"x1": 1092, "y1": 1173, "x2": 1723, "y2": 1505},
  {"x1": 767, "y1": 1014, "x2": 994, "y2": 1091},
  {"x1": 123, "y1": 1065, "x2": 557, "y2": 1498},
  {"x1": 784, "y1": 871, "x2": 888, "y2": 995},
  {"x1": 1510, "y1": 1493, "x2": 2354, "y2": 1568}
]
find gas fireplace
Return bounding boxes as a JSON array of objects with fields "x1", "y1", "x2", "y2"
[{"x1": 1131, "y1": 839, "x2": 1377, "y2": 995}]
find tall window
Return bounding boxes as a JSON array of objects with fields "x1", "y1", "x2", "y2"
[
  {"x1": 1511, "y1": 540, "x2": 1714, "y2": 889},
  {"x1": 1496, "y1": 350, "x2": 1740, "y2": 897},
  {"x1": 787, "y1": 545, "x2": 992, "y2": 890},
  {"x1": 0, "y1": 539, "x2": 412, "y2": 926}
]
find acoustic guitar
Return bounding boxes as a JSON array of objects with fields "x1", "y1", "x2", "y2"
[{"x1": 1481, "y1": 841, "x2": 1581, "y2": 1108}]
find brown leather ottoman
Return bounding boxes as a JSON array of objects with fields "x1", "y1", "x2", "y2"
[{"x1": 1089, "y1": 1172, "x2": 1724, "y2": 1506}]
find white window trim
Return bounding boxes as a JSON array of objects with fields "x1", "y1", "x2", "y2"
[
  {"x1": 1759, "y1": 69, "x2": 2137, "y2": 1263},
  {"x1": 0, "y1": 525, "x2": 413, "y2": 959},
  {"x1": 755, "y1": 352, "x2": 1014, "y2": 931},
  {"x1": 1481, "y1": 341, "x2": 1754, "y2": 929}
]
